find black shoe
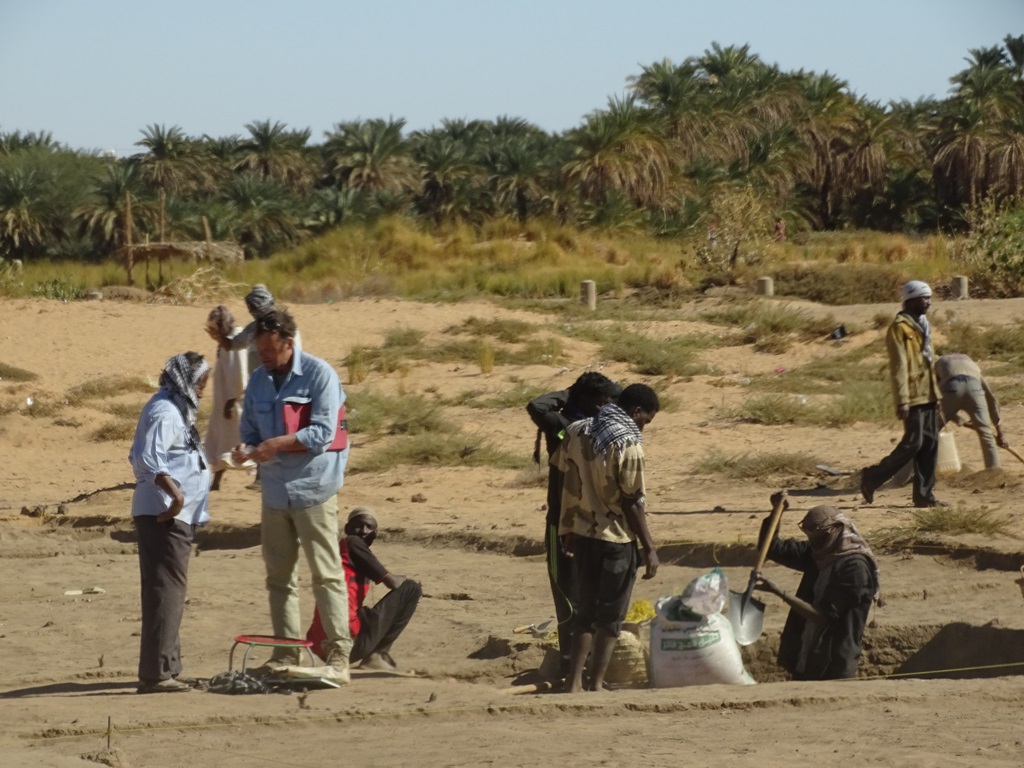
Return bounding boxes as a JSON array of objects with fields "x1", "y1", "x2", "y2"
[
  {"x1": 914, "y1": 497, "x2": 948, "y2": 508},
  {"x1": 860, "y1": 472, "x2": 875, "y2": 504}
]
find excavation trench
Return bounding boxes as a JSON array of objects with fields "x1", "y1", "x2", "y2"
[{"x1": 19, "y1": 514, "x2": 1024, "y2": 685}]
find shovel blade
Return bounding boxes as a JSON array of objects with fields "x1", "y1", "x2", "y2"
[{"x1": 728, "y1": 589, "x2": 766, "y2": 646}]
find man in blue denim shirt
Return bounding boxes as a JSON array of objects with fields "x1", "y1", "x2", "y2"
[{"x1": 233, "y1": 308, "x2": 352, "y2": 683}]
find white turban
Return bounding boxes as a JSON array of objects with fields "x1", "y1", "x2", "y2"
[{"x1": 902, "y1": 280, "x2": 932, "y2": 302}]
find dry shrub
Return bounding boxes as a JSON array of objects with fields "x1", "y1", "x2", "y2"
[
  {"x1": 837, "y1": 243, "x2": 864, "y2": 263},
  {"x1": 100, "y1": 285, "x2": 149, "y2": 302},
  {"x1": 91, "y1": 420, "x2": 135, "y2": 442},
  {"x1": 148, "y1": 267, "x2": 245, "y2": 306},
  {"x1": 883, "y1": 241, "x2": 911, "y2": 262}
]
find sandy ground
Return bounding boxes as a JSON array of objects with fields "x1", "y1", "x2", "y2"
[{"x1": 2, "y1": 294, "x2": 1024, "y2": 768}]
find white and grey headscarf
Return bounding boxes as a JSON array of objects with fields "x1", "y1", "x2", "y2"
[
  {"x1": 245, "y1": 284, "x2": 275, "y2": 318},
  {"x1": 583, "y1": 402, "x2": 643, "y2": 456},
  {"x1": 159, "y1": 353, "x2": 209, "y2": 452}
]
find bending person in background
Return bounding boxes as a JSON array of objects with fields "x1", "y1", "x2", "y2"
[
  {"x1": 754, "y1": 495, "x2": 879, "y2": 681},
  {"x1": 129, "y1": 352, "x2": 211, "y2": 694},
  {"x1": 231, "y1": 307, "x2": 352, "y2": 684},
  {"x1": 556, "y1": 383, "x2": 660, "y2": 693},
  {"x1": 526, "y1": 372, "x2": 620, "y2": 678},
  {"x1": 935, "y1": 353, "x2": 1009, "y2": 469},
  {"x1": 204, "y1": 305, "x2": 248, "y2": 491},
  {"x1": 307, "y1": 507, "x2": 421, "y2": 672}
]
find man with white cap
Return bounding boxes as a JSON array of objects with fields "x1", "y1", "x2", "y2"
[
  {"x1": 306, "y1": 507, "x2": 421, "y2": 672},
  {"x1": 860, "y1": 280, "x2": 943, "y2": 507}
]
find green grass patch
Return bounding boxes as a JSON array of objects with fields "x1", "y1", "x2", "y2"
[
  {"x1": 0, "y1": 362, "x2": 37, "y2": 382},
  {"x1": 727, "y1": 380, "x2": 893, "y2": 427},
  {"x1": 347, "y1": 328, "x2": 565, "y2": 377},
  {"x1": 446, "y1": 380, "x2": 550, "y2": 410},
  {"x1": 870, "y1": 503, "x2": 1015, "y2": 550},
  {"x1": 345, "y1": 390, "x2": 454, "y2": 437},
  {"x1": 571, "y1": 326, "x2": 709, "y2": 377},
  {"x1": 445, "y1": 316, "x2": 537, "y2": 343},
  {"x1": 349, "y1": 432, "x2": 529, "y2": 474},
  {"x1": 692, "y1": 450, "x2": 820, "y2": 479},
  {"x1": 700, "y1": 300, "x2": 838, "y2": 340}
]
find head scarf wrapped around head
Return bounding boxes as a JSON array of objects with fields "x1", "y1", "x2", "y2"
[
  {"x1": 244, "y1": 284, "x2": 274, "y2": 318},
  {"x1": 800, "y1": 505, "x2": 880, "y2": 598},
  {"x1": 206, "y1": 305, "x2": 235, "y2": 339},
  {"x1": 159, "y1": 353, "x2": 209, "y2": 451},
  {"x1": 348, "y1": 506, "x2": 378, "y2": 526}
]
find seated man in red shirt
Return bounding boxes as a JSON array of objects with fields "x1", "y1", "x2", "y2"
[{"x1": 307, "y1": 507, "x2": 421, "y2": 671}]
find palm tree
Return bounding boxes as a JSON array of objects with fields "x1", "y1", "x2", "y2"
[
  {"x1": 323, "y1": 118, "x2": 418, "y2": 195},
  {"x1": 988, "y1": 111, "x2": 1024, "y2": 198},
  {"x1": 934, "y1": 101, "x2": 996, "y2": 208},
  {"x1": 221, "y1": 173, "x2": 303, "y2": 258},
  {"x1": 562, "y1": 95, "x2": 672, "y2": 208},
  {"x1": 409, "y1": 129, "x2": 480, "y2": 224},
  {"x1": 0, "y1": 167, "x2": 51, "y2": 255},
  {"x1": 483, "y1": 133, "x2": 554, "y2": 224},
  {"x1": 131, "y1": 124, "x2": 205, "y2": 240},
  {"x1": 74, "y1": 162, "x2": 153, "y2": 252},
  {"x1": 236, "y1": 119, "x2": 315, "y2": 193}
]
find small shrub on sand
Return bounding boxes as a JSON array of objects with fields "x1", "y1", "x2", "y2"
[
  {"x1": 90, "y1": 420, "x2": 135, "y2": 442},
  {"x1": 0, "y1": 362, "x2": 37, "y2": 382},
  {"x1": 692, "y1": 450, "x2": 820, "y2": 479},
  {"x1": 104, "y1": 402, "x2": 145, "y2": 421},
  {"x1": 66, "y1": 375, "x2": 153, "y2": 405}
]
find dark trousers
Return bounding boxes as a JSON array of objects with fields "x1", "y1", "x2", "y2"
[
  {"x1": 864, "y1": 403, "x2": 939, "y2": 504},
  {"x1": 351, "y1": 580, "x2": 421, "y2": 662},
  {"x1": 545, "y1": 522, "x2": 577, "y2": 672},
  {"x1": 135, "y1": 516, "x2": 194, "y2": 683},
  {"x1": 571, "y1": 536, "x2": 638, "y2": 638}
]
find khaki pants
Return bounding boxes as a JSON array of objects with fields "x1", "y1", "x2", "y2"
[{"x1": 261, "y1": 495, "x2": 352, "y2": 661}]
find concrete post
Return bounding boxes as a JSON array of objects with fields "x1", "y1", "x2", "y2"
[
  {"x1": 951, "y1": 275, "x2": 969, "y2": 300},
  {"x1": 581, "y1": 279, "x2": 597, "y2": 310},
  {"x1": 755, "y1": 276, "x2": 774, "y2": 297}
]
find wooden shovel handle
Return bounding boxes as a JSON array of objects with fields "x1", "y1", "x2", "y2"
[
  {"x1": 959, "y1": 422, "x2": 1024, "y2": 465},
  {"x1": 752, "y1": 490, "x2": 788, "y2": 574}
]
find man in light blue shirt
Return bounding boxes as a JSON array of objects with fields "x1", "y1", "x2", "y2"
[
  {"x1": 129, "y1": 352, "x2": 210, "y2": 694},
  {"x1": 233, "y1": 308, "x2": 352, "y2": 684}
]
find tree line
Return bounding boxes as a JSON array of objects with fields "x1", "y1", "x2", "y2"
[{"x1": 1, "y1": 36, "x2": 1022, "y2": 264}]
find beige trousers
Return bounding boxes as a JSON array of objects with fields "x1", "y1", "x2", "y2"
[{"x1": 261, "y1": 495, "x2": 352, "y2": 661}]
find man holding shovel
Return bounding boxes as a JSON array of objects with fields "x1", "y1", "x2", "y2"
[{"x1": 753, "y1": 496, "x2": 879, "y2": 680}]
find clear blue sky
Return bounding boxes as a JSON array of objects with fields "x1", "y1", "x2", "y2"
[{"x1": 1, "y1": 0, "x2": 1020, "y2": 155}]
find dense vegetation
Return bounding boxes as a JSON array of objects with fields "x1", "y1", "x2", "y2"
[{"x1": 1, "y1": 36, "x2": 1022, "y2": 295}]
